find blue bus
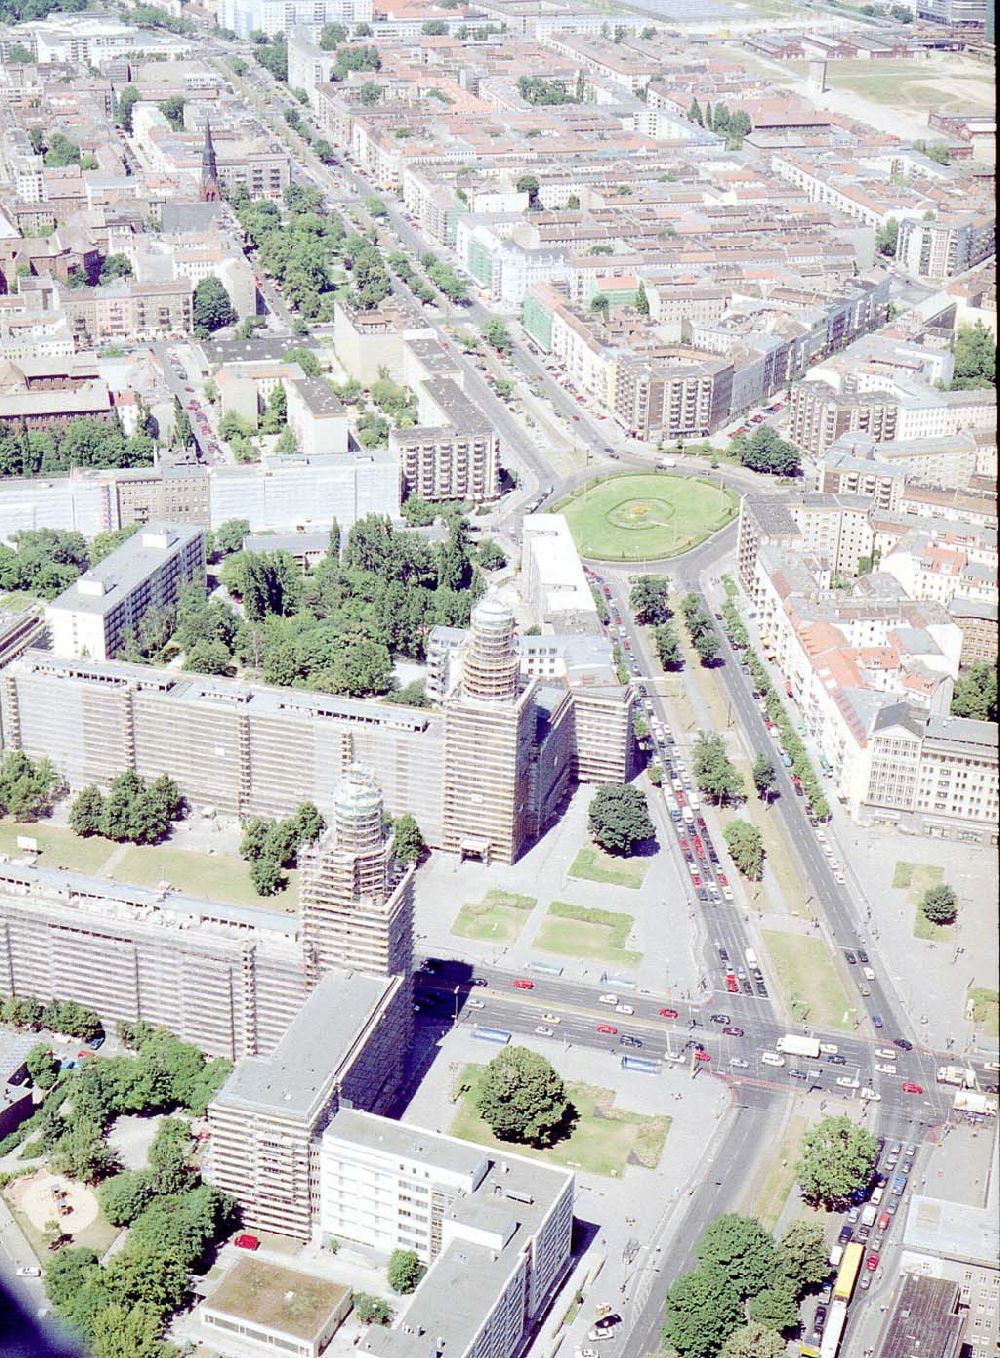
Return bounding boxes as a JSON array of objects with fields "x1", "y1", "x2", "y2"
[
  {"x1": 621, "y1": 1056, "x2": 661, "y2": 1074},
  {"x1": 473, "y1": 1026, "x2": 512, "y2": 1045}
]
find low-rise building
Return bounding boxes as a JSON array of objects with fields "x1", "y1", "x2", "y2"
[
  {"x1": 286, "y1": 376, "x2": 349, "y2": 458},
  {"x1": 521, "y1": 514, "x2": 598, "y2": 631},
  {"x1": 45, "y1": 523, "x2": 205, "y2": 660},
  {"x1": 202, "y1": 1259, "x2": 352, "y2": 1358}
]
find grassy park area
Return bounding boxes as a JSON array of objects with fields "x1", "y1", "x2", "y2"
[
  {"x1": 560, "y1": 473, "x2": 737, "y2": 561},
  {"x1": 452, "y1": 889, "x2": 536, "y2": 945},
  {"x1": 450, "y1": 1066, "x2": 669, "y2": 1176},
  {"x1": 762, "y1": 931, "x2": 856, "y2": 1031},
  {"x1": 892, "y1": 862, "x2": 953, "y2": 941},
  {"x1": 969, "y1": 988, "x2": 999, "y2": 1039},
  {"x1": 747, "y1": 1113, "x2": 808, "y2": 1232},
  {"x1": 533, "y1": 901, "x2": 641, "y2": 967},
  {"x1": 0, "y1": 821, "x2": 117, "y2": 876},
  {"x1": 568, "y1": 845, "x2": 648, "y2": 889},
  {"x1": 111, "y1": 844, "x2": 299, "y2": 913}
]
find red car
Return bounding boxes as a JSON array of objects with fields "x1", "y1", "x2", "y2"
[
  {"x1": 659, "y1": 1007, "x2": 679, "y2": 1019},
  {"x1": 877, "y1": 1213, "x2": 890, "y2": 1232},
  {"x1": 901, "y1": 1081, "x2": 923, "y2": 1094},
  {"x1": 679, "y1": 837, "x2": 689, "y2": 851},
  {"x1": 725, "y1": 975, "x2": 739, "y2": 993},
  {"x1": 691, "y1": 872, "x2": 701, "y2": 887},
  {"x1": 513, "y1": 979, "x2": 534, "y2": 990},
  {"x1": 692, "y1": 836, "x2": 703, "y2": 852},
  {"x1": 694, "y1": 1049, "x2": 711, "y2": 1061},
  {"x1": 597, "y1": 1023, "x2": 618, "y2": 1035},
  {"x1": 675, "y1": 790, "x2": 686, "y2": 806},
  {"x1": 865, "y1": 1252, "x2": 880, "y2": 1272},
  {"x1": 717, "y1": 872, "x2": 728, "y2": 887},
  {"x1": 234, "y1": 1233, "x2": 259, "y2": 1251}
]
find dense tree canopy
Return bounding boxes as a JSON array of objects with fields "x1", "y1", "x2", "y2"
[
  {"x1": 951, "y1": 662, "x2": 997, "y2": 722},
  {"x1": 588, "y1": 783, "x2": 654, "y2": 855},
  {"x1": 70, "y1": 771, "x2": 182, "y2": 845},
  {"x1": 797, "y1": 1115, "x2": 877, "y2": 1208},
  {"x1": 193, "y1": 275, "x2": 237, "y2": 335},
  {"x1": 0, "y1": 415, "x2": 153, "y2": 481},
  {"x1": 391, "y1": 812, "x2": 425, "y2": 865},
  {"x1": 722, "y1": 820, "x2": 764, "y2": 881},
  {"x1": 388, "y1": 1248, "x2": 425, "y2": 1294},
  {"x1": 0, "y1": 750, "x2": 64, "y2": 820},
  {"x1": 921, "y1": 882, "x2": 958, "y2": 924},
  {"x1": 731, "y1": 425, "x2": 800, "y2": 476},
  {"x1": 777, "y1": 1219, "x2": 832, "y2": 1294},
  {"x1": 630, "y1": 575, "x2": 671, "y2": 625},
  {"x1": 951, "y1": 322, "x2": 996, "y2": 391},
  {"x1": 663, "y1": 1264, "x2": 743, "y2": 1358}
]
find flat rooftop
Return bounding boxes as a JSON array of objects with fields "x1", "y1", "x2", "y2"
[
  {"x1": 522, "y1": 514, "x2": 597, "y2": 620},
  {"x1": 324, "y1": 1108, "x2": 488, "y2": 1180},
  {"x1": 213, "y1": 972, "x2": 398, "y2": 1122},
  {"x1": 46, "y1": 524, "x2": 202, "y2": 618},
  {"x1": 205, "y1": 1257, "x2": 349, "y2": 1341},
  {"x1": 875, "y1": 1274, "x2": 965, "y2": 1358}
]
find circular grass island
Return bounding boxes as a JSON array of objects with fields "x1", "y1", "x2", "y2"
[{"x1": 559, "y1": 472, "x2": 738, "y2": 562}]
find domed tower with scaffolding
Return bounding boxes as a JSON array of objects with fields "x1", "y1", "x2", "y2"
[
  {"x1": 442, "y1": 594, "x2": 538, "y2": 864},
  {"x1": 299, "y1": 764, "x2": 414, "y2": 986}
]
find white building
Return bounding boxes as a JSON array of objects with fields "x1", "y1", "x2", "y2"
[
  {"x1": 321, "y1": 1109, "x2": 574, "y2": 1358},
  {"x1": 209, "y1": 449, "x2": 399, "y2": 532},
  {"x1": 217, "y1": 0, "x2": 372, "y2": 39},
  {"x1": 521, "y1": 514, "x2": 598, "y2": 631},
  {"x1": 45, "y1": 523, "x2": 205, "y2": 661}
]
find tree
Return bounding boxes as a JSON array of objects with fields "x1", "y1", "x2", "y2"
[
  {"x1": 173, "y1": 407, "x2": 193, "y2": 449},
  {"x1": 723, "y1": 820, "x2": 764, "y2": 881},
  {"x1": 214, "y1": 518, "x2": 250, "y2": 556},
  {"x1": 951, "y1": 322, "x2": 996, "y2": 391},
  {"x1": 734, "y1": 425, "x2": 800, "y2": 476},
  {"x1": 693, "y1": 630, "x2": 720, "y2": 665},
  {"x1": 719, "y1": 1321, "x2": 788, "y2": 1358},
  {"x1": 515, "y1": 174, "x2": 541, "y2": 209},
  {"x1": 777, "y1": 1219, "x2": 831, "y2": 1296},
  {"x1": 589, "y1": 292, "x2": 611, "y2": 322},
  {"x1": 422, "y1": 17, "x2": 447, "y2": 32},
  {"x1": 951, "y1": 661, "x2": 997, "y2": 721},
  {"x1": 70, "y1": 784, "x2": 105, "y2": 837},
  {"x1": 482, "y1": 318, "x2": 512, "y2": 353},
  {"x1": 663, "y1": 1264, "x2": 743, "y2": 1358},
  {"x1": 654, "y1": 622, "x2": 683, "y2": 670},
  {"x1": 27, "y1": 1043, "x2": 60, "y2": 1089},
  {"x1": 388, "y1": 1248, "x2": 425, "y2": 1294},
  {"x1": 477, "y1": 538, "x2": 507, "y2": 571},
  {"x1": 876, "y1": 216, "x2": 898, "y2": 258},
  {"x1": 97, "y1": 1171, "x2": 157, "y2": 1227},
  {"x1": 392, "y1": 813, "x2": 425, "y2": 865},
  {"x1": 752, "y1": 754, "x2": 777, "y2": 804},
  {"x1": 90, "y1": 1301, "x2": 169, "y2": 1358},
  {"x1": 477, "y1": 1046, "x2": 570, "y2": 1146},
  {"x1": 692, "y1": 732, "x2": 745, "y2": 806},
  {"x1": 797, "y1": 1115, "x2": 877, "y2": 1208},
  {"x1": 117, "y1": 85, "x2": 140, "y2": 133},
  {"x1": 630, "y1": 575, "x2": 671, "y2": 624},
  {"x1": 193, "y1": 276, "x2": 237, "y2": 335},
  {"x1": 319, "y1": 20, "x2": 348, "y2": 46},
  {"x1": 0, "y1": 750, "x2": 64, "y2": 820},
  {"x1": 158, "y1": 95, "x2": 185, "y2": 129},
  {"x1": 251, "y1": 854, "x2": 286, "y2": 896},
  {"x1": 45, "y1": 133, "x2": 81, "y2": 167},
  {"x1": 588, "y1": 783, "x2": 654, "y2": 856},
  {"x1": 182, "y1": 639, "x2": 232, "y2": 675},
  {"x1": 354, "y1": 1293, "x2": 393, "y2": 1325},
  {"x1": 695, "y1": 1215, "x2": 776, "y2": 1302},
  {"x1": 99, "y1": 254, "x2": 133, "y2": 285},
  {"x1": 748, "y1": 1283, "x2": 799, "y2": 1332},
  {"x1": 921, "y1": 882, "x2": 958, "y2": 925},
  {"x1": 687, "y1": 97, "x2": 703, "y2": 125}
]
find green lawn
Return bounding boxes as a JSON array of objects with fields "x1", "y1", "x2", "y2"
[
  {"x1": 452, "y1": 889, "x2": 536, "y2": 945},
  {"x1": 110, "y1": 844, "x2": 299, "y2": 913},
  {"x1": 893, "y1": 863, "x2": 952, "y2": 941},
  {"x1": 969, "y1": 988, "x2": 999, "y2": 1039},
  {"x1": 568, "y1": 845, "x2": 648, "y2": 889},
  {"x1": 0, "y1": 591, "x2": 42, "y2": 612},
  {"x1": 533, "y1": 901, "x2": 641, "y2": 966},
  {"x1": 559, "y1": 473, "x2": 737, "y2": 562},
  {"x1": 0, "y1": 821, "x2": 116, "y2": 876},
  {"x1": 820, "y1": 57, "x2": 995, "y2": 114},
  {"x1": 450, "y1": 1066, "x2": 669, "y2": 1177},
  {"x1": 762, "y1": 930, "x2": 856, "y2": 1031}
]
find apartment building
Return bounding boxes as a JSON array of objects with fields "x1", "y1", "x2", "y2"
[
  {"x1": 45, "y1": 524, "x2": 205, "y2": 661},
  {"x1": 60, "y1": 278, "x2": 194, "y2": 345},
  {"x1": 391, "y1": 379, "x2": 501, "y2": 504},
  {"x1": 897, "y1": 212, "x2": 995, "y2": 281},
  {"x1": 949, "y1": 598, "x2": 997, "y2": 668},
  {"x1": 286, "y1": 377, "x2": 349, "y2": 458},
  {"x1": 737, "y1": 493, "x2": 875, "y2": 589},
  {"x1": 218, "y1": 0, "x2": 372, "y2": 39},
  {"x1": 207, "y1": 970, "x2": 408, "y2": 1238},
  {"x1": 0, "y1": 863, "x2": 307, "y2": 1059},
  {"x1": 442, "y1": 596, "x2": 539, "y2": 865},
  {"x1": 299, "y1": 766, "x2": 415, "y2": 984},
  {"x1": 321, "y1": 1110, "x2": 574, "y2": 1358},
  {"x1": 863, "y1": 706, "x2": 998, "y2": 841},
  {"x1": 613, "y1": 349, "x2": 734, "y2": 439}
]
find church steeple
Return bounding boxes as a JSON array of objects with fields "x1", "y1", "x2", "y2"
[{"x1": 200, "y1": 120, "x2": 220, "y2": 202}]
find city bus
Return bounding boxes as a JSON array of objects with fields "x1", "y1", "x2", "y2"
[
  {"x1": 834, "y1": 1242, "x2": 864, "y2": 1301},
  {"x1": 473, "y1": 1026, "x2": 512, "y2": 1045}
]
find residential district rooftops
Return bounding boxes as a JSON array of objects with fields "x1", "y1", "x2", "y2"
[
  {"x1": 874, "y1": 1274, "x2": 965, "y2": 1358},
  {"x1": 46, "y1": 524, "x2": 202, "y2": 618},
  {"x1": 903, "y1": 1195, "x2": 1000, "y2": 1270},
  {"x1": 212, "y1": 972, "x2": 398, "y2": 1122},
  {"x1": 205, "y1": 1257, "x2": 350, "y2": 1342}
]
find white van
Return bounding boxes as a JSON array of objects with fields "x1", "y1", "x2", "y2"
[
  {"x1": 761, "y1": 1052, "x2": 786, "y2": 1068},
  {"x1": 828, "y1": 1244, "x2": 844, "y2": 1268},
  {"x1": 745, "y1": 948, "x2": 758, "y2": 968},
  {"x1": 688, "y1": 794, "x2": 701, "y2": 811}
]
